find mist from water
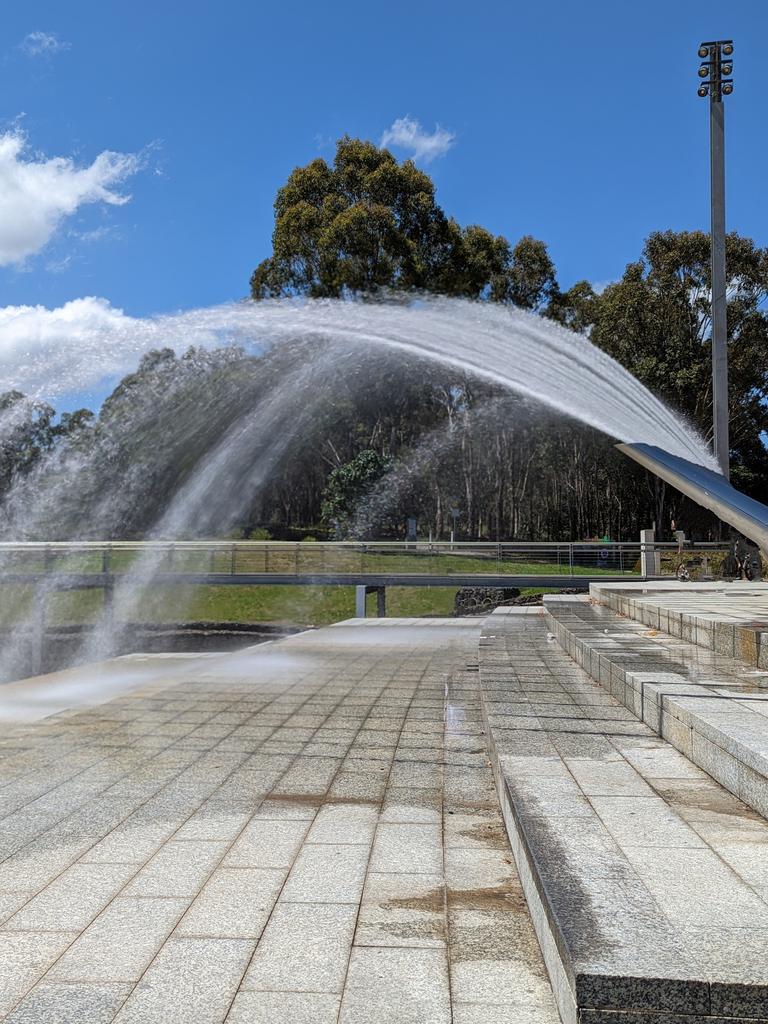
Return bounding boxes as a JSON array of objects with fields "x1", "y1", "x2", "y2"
[
  {"x1": 0, "y1": 295, "x2": 718, "y2": 682},
  {"x1": 2, "y1": 296, "x2": 717, "y2": 466}
]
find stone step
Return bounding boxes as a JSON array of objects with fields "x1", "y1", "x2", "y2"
[
  {"x1": 592, "y1": 580, "x2": 768, "y2": 668},
  {"x1": 544, "y1": 594, "x2": 768, "y2": 821},
  {"x1": 479, "y1": 607, "x2": 768, "y2": 1024}
]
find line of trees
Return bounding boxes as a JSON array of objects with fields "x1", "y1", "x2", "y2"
[{"x1": 2, "y1": 137, "x2": 767, "y2": 542}]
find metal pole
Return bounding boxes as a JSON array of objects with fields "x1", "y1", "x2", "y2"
[
  {"x1": 699, "y1": 39, "x2": 733, "y2": 478},
  {"x1": 710, "y1": 82, "x2": 729, "y2": 478},
  {"x1": 640, "y1": 529, "x2": 654, "y2": 578}
]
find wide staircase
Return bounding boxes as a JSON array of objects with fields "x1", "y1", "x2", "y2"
[{"x1": 478, "y1": 587, "x2": 768, "y2": 1024}]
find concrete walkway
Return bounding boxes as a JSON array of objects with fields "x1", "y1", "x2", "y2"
[{"x1": 0, "y1": 619, "x2": 559, "y2": 1024}]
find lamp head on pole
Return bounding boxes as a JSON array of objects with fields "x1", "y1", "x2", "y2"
[{"x1": 697, "y1": 40, "x2": 734, "y2": 101}]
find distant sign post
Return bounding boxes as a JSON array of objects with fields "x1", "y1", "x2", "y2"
[
  {"x1": 450, "y1": 508, "x2": 460, "y2": 549},
  {"x1": 406, "y1": 517, "x2": 417, "y2": 550}
]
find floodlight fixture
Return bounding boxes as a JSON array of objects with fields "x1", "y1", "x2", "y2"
[{"x1": 697, "y1": 40, "x2": 734, "y2": 101}]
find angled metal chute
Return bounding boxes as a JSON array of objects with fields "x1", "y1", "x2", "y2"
[{"x1": 616, "y1": 442, "x2": 768, "y2": 554}]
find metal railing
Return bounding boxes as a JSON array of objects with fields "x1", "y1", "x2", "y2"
[{"x1": 0, "y1": 539, "x2": 733, "y2": 581}]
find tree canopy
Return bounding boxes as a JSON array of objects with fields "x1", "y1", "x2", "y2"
[
  {"x1": 581, "y1": 231, "x2": 768, "y2": 496},
  {"x1": 251, "y1": 137, "x2": 556, "y2": 310}
]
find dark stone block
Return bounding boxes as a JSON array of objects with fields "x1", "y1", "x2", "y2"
[
  {"x1": 710, "y1": 981, "x2": 768, "y2": 1020},
  {"x1": 576, "y1": 974, "x2": 708, "y2": 1015}
]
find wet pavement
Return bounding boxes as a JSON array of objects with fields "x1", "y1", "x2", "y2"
[
  {"x1": 482, "y1": 607, "x2": 768, "y2": 1024},
  {"x1": 0, "y1": 619, "x2": 559, "y2": 1023}
]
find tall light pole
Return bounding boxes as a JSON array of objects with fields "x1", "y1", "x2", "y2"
[{"x1": 698, "y1": 39, "x2": 734, "y2": 478}]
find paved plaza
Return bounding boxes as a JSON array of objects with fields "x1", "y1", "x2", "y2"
[{"x1": 0, "y1": 619, "x2": 559, "y2": 1024}]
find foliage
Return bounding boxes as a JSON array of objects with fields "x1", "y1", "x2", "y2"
[
  {"x1": 585, "y1": 231, "x2": 768, "y2": 502},
  {"x1": 320, "y1": 448, "x2": 392, "y2": 536},
  {"x1": 247, "y1": 527, "x2": 272, "y2": 540},
  {"x1": 251, "y1": 137, "x2": 556, "y2": 308}
]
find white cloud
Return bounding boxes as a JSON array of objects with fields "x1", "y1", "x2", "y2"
[
  {"x1": 19, "y1": 31, "x2": 70, "y2": 57},
  {"x1": 0, "y1": 132, "x2": 141, "y2": 266},
  {"x1": 0, "y1": 298, "x2": 137, "y2": 397},
  {"x1": 0, "y1": 298, "x2": 220, "y2": 401},
  {"x1": 74, "y1": 225, "x2": 119, "y2": 244},
  {"x1": 381, "y1": 116, "x2": 455, "y2": 163}
]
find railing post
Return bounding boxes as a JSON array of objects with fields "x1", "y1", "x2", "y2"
[
  {"x1": 569, "y1": 543, "x2": 574, "y2": 576},
  {"x1": 231, "y1": 544, "x2": 237, "y2": 575},
  {"x1": 103, "y1": 579, "x2": 115, "y2": 633},
  {"x1": 640, "y1": 529, "x2": 658, "y2": 577},
  {"x1": 31, "y1": 584, "x2": 46, "y2": 676}
]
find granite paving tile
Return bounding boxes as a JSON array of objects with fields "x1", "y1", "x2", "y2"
[
  {"x1": 5, "y1": 862, "x2": 138, "y2": 932},
  {"x1": 241, "y1": 901, "x2": 357, "y2": 993},
  {"x1": 622, "y1": 844, "x2": 768, "y2": 929},
  {"x1": 3, "y1": 982, "x2": 132, "y2": 1024},
  {"x1": 225, "y1": 991, "x2": 341, "y2": 1023},
  {"x1": 381, "y1": 786, "x2": 442, "y2": 824},
  {"x1": 355, "y1": 871, "x2": 445, "y2": 948},
  {"x1": 448, "y1": 907, "x2": 556, "y2": 1007},
  {"x1": 175, "y1": 867, "x2": 285, "y2": 938},
  {"x1": 369, "y1": 822, "x2": 443, "y2": 874},
  {"x1": 305, "y1": 802, "x2": 379, "y2": 845},
  {"x1": 222, "y1": 819, "x2": 311, "y2": 869},
  {"x1": 171, "y1": 808, "x2": 252, "y2": 842},
  {"x1": 78, "y1": 818, "x2": 179, "y2": 865},
  {"x1": 0, "y1": 892, "x2": 35, "y2": 925},
  {"x1": 452, "y1": 1003, "x2": 560, "y2": 1024},
  {"x1": 280, "y1": 842, "x2": 370, "y2": 903},
  {"x1": 112, "y1": 937, "x2": 253, "y2": 1024},
  {"x1": 339, "y1": 946, "x2": 451, "y2": 1024},
  {"x1": 249, "y1": 797, "x2": 319, "y2": 821},
  {"x1": 0, "y1": 930, "x2": 78, "y2": 1017},
  {"x1": 443, "y1": 808, "x2": 509, "y2": 850},
  {"x1": 122, "y1": 840, "x2": 228, "y2": 897},
  {"x1": 46, "y1": 897, "x2": 189, "y2": 983},
  {"x1": 588, "y1": 795, "x2": 706, "y2": 848}
]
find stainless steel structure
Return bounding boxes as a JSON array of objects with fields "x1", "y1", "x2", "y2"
[{"x1": 618, "y1": 443, "x2": 768, "y2": 553}]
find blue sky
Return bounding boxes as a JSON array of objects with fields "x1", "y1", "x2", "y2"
[{"x1": 1, "y1": 0, "x2": 766, "y2": 328}]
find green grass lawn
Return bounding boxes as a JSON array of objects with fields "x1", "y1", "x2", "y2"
[{"x1": 0, "y1": 582, "x2": 461, "y2": 628}]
